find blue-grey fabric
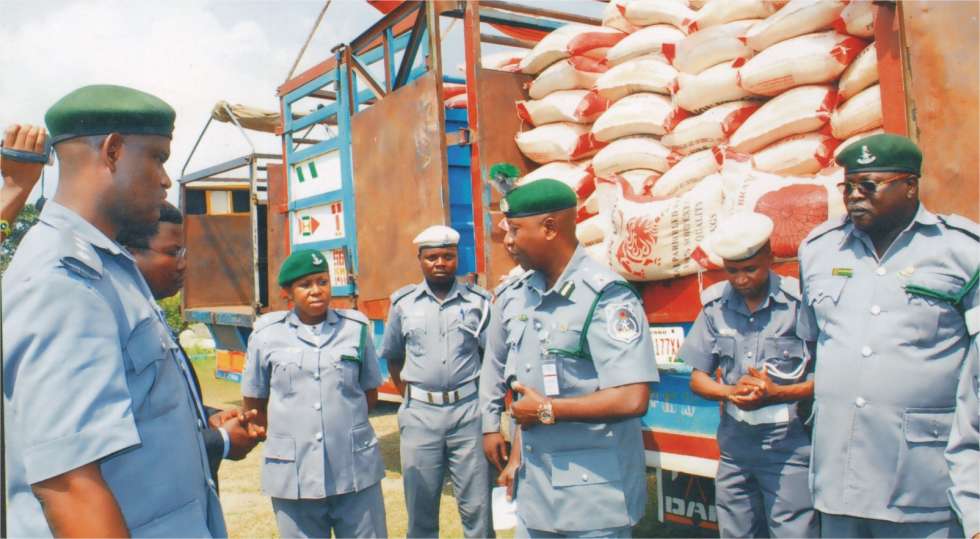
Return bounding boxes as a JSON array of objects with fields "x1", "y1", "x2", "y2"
[
  {"x1": 271, "y1": 482, "x2": 387, "y2": 538},
  {"x1": 242, "y1": 308, "x2": 385, "y2": 500},
  {"x1": 2, "y1": 200, "x2": 225, "y2": 537},
  {"x1": 515, "y1": 513, "x2": 632, "y2": 538},
  {"x1": 480, "y1": 271, "x2": 532, "y2": 433},
  {"x1": 505, "y1": 246, "x2": 659, "y2": 533},
  {"x1": 946, "y1": 338, "x2": 979, "y2": 537},
  {"x1": 797, "y1": 205, "x2": 979, "y2": 524},
  {"x1": 820, "y1": 513, "x2": 964, "y2": 538}
]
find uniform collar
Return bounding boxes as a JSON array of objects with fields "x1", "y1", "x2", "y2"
[
  {"x1": 528, "y1": 245, "x2": 589, "y2": 301},
  {"x1": 840, "y1": 203, "x2": 939, "y2": 248},
  {"x1": 40, "y1": 199, "x2": 128, "y2": 258},
  {"x1": 419, "y1": 278, "x2": 464, "y2": 304},
  {"x1": 722, "y1": 272, "x2": 787, "y2": 315},
  {"x1": 287, "y1": 308, "x2": 339, "y2": 347},
  {"x1": 286, "y1": 308, "x2": 338, "y2": 329}
]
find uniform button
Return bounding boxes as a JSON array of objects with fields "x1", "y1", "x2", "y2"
[
  {"x1": 581, "y1": 474, "x2": 589, "y2": 482},
  {"x1": 855, "y1": 397, "x2": 866, "y2": 408},
  {"x1": 534, "y1": 322, "x2": 542, "y2": 330},
  {"x1": 208, "y1": 478, "x2": 216, "y2": 489},
  {"x1": 749, "y1": 317, "x2": 755, "y2": 323},
  {"x1": 876, "y1": 267, "x2": 887, "y2": 276},
  {"x1": 314, "y1": 372, "x2": 320, "y2": 380},
  {"x1": 746, "y1": 352, "x2": 753, "y2": 358},
  {"x1": 870, "y1": 305, "x2": 881, "y2": 315},
  {"x1": 314, "y1": 402, "x2": 321, "y2": 411},
  {"x1": 525, "y1": 363, "x2": 532, "y2": 372},
  {"x1": 861, "y1": 346, "x2": 872, "y2": 357},
  {"x1": 198, "y1": 419, "x2": 205, "y2": 429},
  {"x1": 316, "y1": 432, "x2": 323, "y2": 441},
  {"x1": 525, "y1": 444, "x2": 532, "y2": 453}
]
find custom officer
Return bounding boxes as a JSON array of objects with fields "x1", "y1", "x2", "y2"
[
  {"x1": 242, "y1": 249, "x2": 387, "y2": 538},
  {"x1": 680, "y1": 213, "x2": 818, "y2": 538},
  {"x1": 945, "y1": 338, "x2": 978, "y2": 539},
  {"x1": 496, "y1": 179, "x2": 659, "y2": 538},
  {"x1": 379, "y1": 225, "x2": 494, "y2": 538},
  {"x1": 2, "y1": 85, "x2": 226, "y2": 537},
  {"x1": 797, "y1": 133, "x2": 979, "y2": 537}
]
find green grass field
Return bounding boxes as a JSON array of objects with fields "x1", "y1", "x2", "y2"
[{"x1": 192, "y1": 354, "x2": 714, "y2": 538}]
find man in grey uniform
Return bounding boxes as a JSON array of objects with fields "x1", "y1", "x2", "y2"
[
  {"x1": 496, "y1": 179, "x2": 659, "y2": 538},
  {"x1": 797, "y1": 133, "x2": 979, "y2": 538},
  {"x1": 380, "y1": 225, "x2": 494, "y2": 538},
  {"x1": 946, "y1": 338, "x2": 979, "y2": 539},
  {"x1": 680, "y1": 212, "x2": 818, "y2": 538},
  {"x1": 2, "y1": 85, "x2": 226, "y2": 537}
]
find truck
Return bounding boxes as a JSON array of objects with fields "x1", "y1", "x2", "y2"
[{"x1": 179, "y1": 1, "x2": 979, "y2": 533}]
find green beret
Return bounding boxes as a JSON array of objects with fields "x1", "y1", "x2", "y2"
[
  {"x1": 835, "y1": 133, "x2": 922, "y2": 175},
  {"x1": 45, "y1": 84, "x2": 176, "y2": 144},
  {"x1": 278, "y1": 249, "x2": 330, "y2": 287},
  {"x1": 502, "y1": 179, "x2": 577, "y2": 218}
]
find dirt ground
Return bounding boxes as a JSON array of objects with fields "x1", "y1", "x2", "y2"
[{"x1": 193, "y1": 357, "x2": 712, "y2": 538}]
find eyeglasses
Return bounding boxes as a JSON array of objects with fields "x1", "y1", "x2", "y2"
[
  {"x1": 836, "y1": 174, "x2": 915, "y2": 196},
  {"x1": 147, "y1": 247, "x2": 187, "y2": 260}
]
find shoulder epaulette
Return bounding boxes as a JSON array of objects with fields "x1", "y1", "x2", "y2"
[
  {"x1": 466, "y1": 282, "x2": 492, "y2": 300},
  {"x1": 253, "y1": 311, "x2": 289, "y2": 333},
  {"x1": 802, "y1": 215, "x2": 848, "y2": 245},
  {"x1": 336, "y1": 308, "x2": 369, "y2": 326},
  {"x1": 938, "y1": 213, "x2": 980, "y2": 240},
  {"x1": 390, "y1": 284, "x2": 418, "y2": 306},
  {"x1": 778, "y1": 276, "x2": 801, "y2": 301},
  {"x1": 582, "y1": 268, "x2": 627, "y2": 294},
  {"x1": 57, "y1": 229, "x2": 103, "y2": 280},
  {"x1": 700, "y1": 281, "x2": 727, "y2": 305}
]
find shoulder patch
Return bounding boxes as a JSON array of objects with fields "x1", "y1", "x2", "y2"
[
  {"x1": 336, "y1": 308, "x2": 369, "y2": 325},
  {"x1": 779, "y1": 276, "x2": 801, "y2": 301},
  {"x1": 390, "y1": 284, "x2": 418, "y2": 306},
  {"x1": 253, "y1": 311, "x2": 289, "y2": 333},
  {"x1": 57, "y1": 230, "x2": 103, "y2": 280},
  {"x1": 700, "y1": 281, "x2": 727, "y2": 305},
  {"x1": 938, "y1": 213, "x2": 980, "y2": 240},
  {"x1": 802, "y1": 215, "x2": 848, "y2": 245}
]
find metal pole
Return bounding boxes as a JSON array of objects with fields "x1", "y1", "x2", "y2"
[{"x1": 286, "y1": 0, "x2": 333, "y2": 82}]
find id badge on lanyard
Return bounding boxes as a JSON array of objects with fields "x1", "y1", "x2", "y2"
[{"x1": 542, "y1": 350, "x2": 560, "y2": 397}]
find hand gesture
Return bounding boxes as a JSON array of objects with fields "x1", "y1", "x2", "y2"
[
  {"x1": 497, "y1": 454, "x2": 520, "y2": 501},
  {"x1": 2, "y1": 124, "x2": 47, "y2": 191},
  {"x1": 510, "y1": 382, "x2": 547, "y2": 427},
  {"x1": 218, "y1": 408, "x2": 265, "y2": 460}
]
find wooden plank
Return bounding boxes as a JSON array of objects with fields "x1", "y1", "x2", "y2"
[
  {"x1": 351, "y1": 72, "x2": 449, "y2": 303},
  {"x1": 264, "y1": 163, "x2": 291, "y2": 312},
  {"x1": 184, "y1": 214, "x2": 255, "y2": 309}
]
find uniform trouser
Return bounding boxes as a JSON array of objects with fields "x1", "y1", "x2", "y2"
[
  {"x1": 271, "y1": 482, "x2": 387, "y2": 538},
  {"x1": 399, "y1": 391, "x2": 494, "y2": 538},
  {"x1": 821, "y1": 513, "x2": 966, "y2": 538},
  {"x1": 515, "y1": 513, "x2": 631, "y2": 538},
  {"x1": 715, "y1": 418, "x2": 819, "y2": 538}
]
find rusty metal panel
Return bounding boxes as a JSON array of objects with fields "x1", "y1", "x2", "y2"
[
  {"x1": 184, "y1": 214, "x2": 254, "y2": 309},
  {"x1": 902, "y1": 1, "x2": 979, "y2": 221},
  {"x1": 351, "y1": 72, "x2": 449, "y2": 303},
  {"x1": 473, "y1": 67, "x2": 535, "y2": 286},
  {"x1": 265, "y1": 163, "x2": 291, "y2": 311}
]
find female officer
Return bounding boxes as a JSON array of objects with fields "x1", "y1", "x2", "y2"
[{"x1": 242, "y1": 249, "x2": 388, "y2": 538}]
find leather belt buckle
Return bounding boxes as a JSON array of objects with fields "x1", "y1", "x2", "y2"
[
  {"x1": 443, "y1": 391, "x2": 451, "y2": 404},
  {"x1": 453, "y1": 390, "x2": 460, "y2": 402},
  {"x1": 427, "y1": 391, "x2": 434, "y2": 404}
]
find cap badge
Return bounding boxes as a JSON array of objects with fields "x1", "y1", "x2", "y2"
[
  {"x1": 856, "y1": 145, "x2": 876, "y2": 165},
  {"x1": 311, "y1": 253, "x2": 324, "y2": 266}
]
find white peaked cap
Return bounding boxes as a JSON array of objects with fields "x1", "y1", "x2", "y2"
[
  {"x1": 413, "y1": 225, "x2": 460, "y2": 248},
  {"x1": 709, "y1": 212, "x2": 775, "y2": 261}
]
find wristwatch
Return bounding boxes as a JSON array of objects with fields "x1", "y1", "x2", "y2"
[{"x1": 537, "y1": 400, "x2": 555, "y2": 425}]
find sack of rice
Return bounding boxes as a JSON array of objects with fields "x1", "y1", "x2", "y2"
[
  {"x1": 528, "y1": 56, "x2": 609, "y2": 99},
  {"x1": 621, "y1": 0, "x2": 695, "y2": 29},
  {"x1": 594, "y1": 170, "x2": 662, "y2": 218},
  {"x1": 662, "y1": 100, "x2": 761, "y2": 154},
  {"x1": 662, "y1": 19, "x2": 759, "y2": 74},
  {"x1": 592, "y1": 92, "x2": 675, "y2": 142},
  {"x1": 608, "y1": 174, "x2": 724, "y2": 280},
  {"x1": 729, "y1": 84, "x2": 836, "y2": 153},
  {"x1": 520, "y1": 25, "x2": 625, "y2": 75},
  {"x1": 603, "y1": 0, "x2": 639, "y2": 34},
  {"x1": 481, "y1": 51, "x2": 527, "y2": 72},
  {"x1": 517, "y1": 90, "x2": 610, "y2": 126},
  {"x1": 738, "y1": 31, "x2": 867, "y2": 96},
  {"x1": 652, "y1": 148, "x2": 724, "y2": 197},
  {"x1": 684, "y1": 0, "x2": 777, "y2": 34},
  {"x1": 607, "y1": 25, "x2": 686, "y2": 66},
  {"x1": 833, "y1": 127, "x2": 883, "y2": 158},
  {"x1": 830, "y1": 84, "x2": 882, "y2": 139},
  {"x1": 837, "y1": 42, "x2": 877, "y2": 101},
  {"x1": 592, "y1": 135, "x2": 672, "y2": 177},
  {"x1": 672, "y1": 58, "x2": 759, "y2": 113},
  {"x1": 744, "y1": 0, "x2": 847, "y2": 51},
  {"x1": 594, "y1": 55, "x2": 678, "y2": 102},
  {"x1": 752, "y1": 132, "x2": 841, "y2": 175},
  {"x1": 833, "y1": 1, "x2": 875, "y2": 38},
  {"x1": 515, "y1": 123, "x2": 606, "y2": 163},
  {"x1": 520, "y1": 160, "x2": 596, "y2": 199}
]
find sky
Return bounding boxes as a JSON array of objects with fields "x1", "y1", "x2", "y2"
[{"x1": 0, "y1": 0, "x2": 602, "y2": 203}]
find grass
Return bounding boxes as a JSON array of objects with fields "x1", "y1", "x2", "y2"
[{"x1": 192, "y1": 354, "x2": 714, "y2": 538}]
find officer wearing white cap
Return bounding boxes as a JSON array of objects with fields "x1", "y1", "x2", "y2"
[
  {"x1": 380, "y1": 225, "x2": 494, "y2": 538},
  {"x1": 679, "y1": 212, "x2": 818, "y2": 538}
]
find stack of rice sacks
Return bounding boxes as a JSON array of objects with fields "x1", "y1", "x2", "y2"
[{"x1": 511, "y1": 0, "x2": 883, "y2": 281}]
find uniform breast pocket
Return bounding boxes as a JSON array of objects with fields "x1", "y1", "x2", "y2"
[
  {"x1": 763, "y1": 337, "x2": 808, "y2": 383},
  {"x1": 711, "y1": 336, "x2": 738, "y2": 383},
  {"x1": 270, "y1": 351, "x2": 301, "y2": 397},
  {"x1": 334, "y1": 348, "x2": 362, "y2": 390},
  {"x1": 125, "y1": 320, "x2": 181, "y2": 420},
  {"x1": 403, "y1": 316, "x2": 427, "y2": 356},
  {"x1": 888, "y1": 408, "x2": 955, "y2": 508},
  {"x1": 903, "y1": 272, "x2": 964, "y2": 345},
  {"x1": 806, "y1": 276, "x2": 848, "y2": 331}
]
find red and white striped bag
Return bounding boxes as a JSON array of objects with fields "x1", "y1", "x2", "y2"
[
  {"x1": 520, "y1": 25, "x2": 626, "y2": 75},
  {"x1": 607, "y1": 25, "x2": 685, "y2": 66},
  {"x1": 662, "y1": 19, "x2": 759, "y2": 74},
  {"x1": 683, "y1": 0, "x2": 777, "y2": 34},
  {"x1": 744, "y1": 0, "x2": 847, "y2": 51},
  {"x1": 830, "y1": 84, "x2": 882, "y2": 140},
  {"x1": 592, "y1": 92, "x2": 675, "y2": 142},
  {"x1": 528, "y1": 56, "x2": 609, "y2": 99},
  {"x1": 838, "y1": 42, "x2": 877, "y2": 101},
  {"x1": 515, "y1": 123, "x2": 606, "y2": 164},
  {"x1": 833, "y1": 1, "x2": 875, "y2": 38},
  {"x1": 661, "y1": 100, "x2": 760, "y2": 155},
  {"x1": 621, "y1": 0, "x2": 695, "y2": 30},
  {"x1": 516, "y1": 90, "x2": 610, "y2": 126},
  {"x1": 520, "y1": 160, "x2": 597, "y2": 200},
  {"x1": 752, "y1": 132, "x2": 842, "y2": 175},
  {"x1": 592, "y1": 135, "x2": 672, "y2": 177},
  {"x1": 672, "y1": 58, "x2": 759, "y2": 113},
  {"x1": 652, "y1": 147, "x2": 724, "y2": 197},
  {"x1": 729, "y1": 84, "x2": 837, "y2": 153},
  {"x1": 737, "y1": 31, "x2": 867, "y2": 96},
  {"x1": 594, "y1": 55, "x2": 678, "y2": 102}
]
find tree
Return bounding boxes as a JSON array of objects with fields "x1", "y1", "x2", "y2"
[{"x1": 0, "y1": 202, "x2": 40, "y2": 273}]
